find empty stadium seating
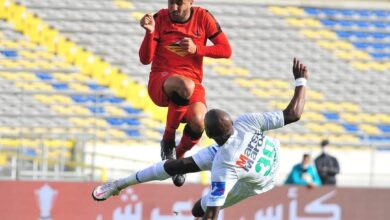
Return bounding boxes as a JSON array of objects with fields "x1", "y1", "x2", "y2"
[{"x1": 0, "y1": 0, "x2": 389, "y2": 183}]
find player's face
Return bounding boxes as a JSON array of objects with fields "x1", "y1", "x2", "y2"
[
  {"x1": 205, "y1": 123, "x2": 233, "y2": 146},
  {"x1": 168, "y1": 0, "x2": 193, "y2": 22}
]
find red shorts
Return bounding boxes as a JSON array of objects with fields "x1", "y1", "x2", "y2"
[{"x1": 148, "y1": 71, "x2": 206, "y2": 107}]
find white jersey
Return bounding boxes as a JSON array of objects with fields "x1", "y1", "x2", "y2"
[{"x1": 192, "y1": 111, "x2": 284, "y2": 209}]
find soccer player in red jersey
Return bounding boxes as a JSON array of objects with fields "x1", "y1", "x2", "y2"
[{"x1": 139, "y1": 0, "x2": 232, "y2": 186}]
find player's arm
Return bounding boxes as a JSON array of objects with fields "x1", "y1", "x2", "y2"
[
  {"x1": 139, "y1": 13, "x2": 158, "y2": 65},
  {"x1": 196, "y1": 32, "x2": 232, "y2": 58},
  {"x1": 181, "y1": 10, "x2": 231, "y2": 58},
  {"x1": 283, "y1": 58, "x2": 308, "y2": 125}
]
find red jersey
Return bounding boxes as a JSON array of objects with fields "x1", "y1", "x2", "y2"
[{"x1": 140, "y1": 7, "x2": 227, "y2": 84}]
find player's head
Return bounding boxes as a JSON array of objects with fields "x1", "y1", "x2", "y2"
[
  {"x1": 168, "y1": 0, "x2": 194, "y2": 22},
  {"x1": 301, "y1": 153, "x2": 311, "y2": 169},
  {"x1": 204, "y1": 109, "x2": 233, "y2": 146},
  {"x1": 320, "y1": 139, "x2": 329, "y2": 153}
]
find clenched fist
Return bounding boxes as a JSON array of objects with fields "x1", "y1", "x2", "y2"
[
  {"x1": 140, "y1": 13, "x2": 155, "y2": 33},
  {"x1": 179, "y1": 37, "x2": 197, "y2": 54}
]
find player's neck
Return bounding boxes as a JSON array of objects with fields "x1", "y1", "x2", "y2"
[{"x1": 170, "y1": 8, "x2": 193, "y2": 23}]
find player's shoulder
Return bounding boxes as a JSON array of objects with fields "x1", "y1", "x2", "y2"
[
  {"x1": 192, "y1": 7, "x2": 213, "y2": 17},
  {"x1": 154, "y1": 8, "x2": 168, "y2": 18}
]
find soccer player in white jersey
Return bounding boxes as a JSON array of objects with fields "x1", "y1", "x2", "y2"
[{"x1": 92, "y1": 58, "x2": 308, "y2": 220}]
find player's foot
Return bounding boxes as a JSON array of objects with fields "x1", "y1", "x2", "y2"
[
  {"x1": 160, "y1": 140, "x2": 176, "y2": 160},
  {"x1": 172, "y1": 174, "x2": 186, "y2": 187},
  {"x1": 92, "y1": 181, "x2": 121, "y2": 201}
]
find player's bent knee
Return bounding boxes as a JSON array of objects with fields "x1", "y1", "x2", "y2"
[
  {"x1": 192, "y1": 199, "x2": 205, "y2": 217},
  {"x1": 171, "y1": 92, "x2": 190, "y2": 106},
  {"x1": 188, "y1": 114, "x2": 205, "y2": 132},
  {"x1": 184, "y1": 124, "x2": 204, "y2": 139}
]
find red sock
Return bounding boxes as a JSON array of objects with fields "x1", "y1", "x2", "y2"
[
  {"x1": 162, "y1": 102, "x2": 188, "y2": 142},
  {"x1": 176, "y1": 124, "x2": 203, "y2": 159}
]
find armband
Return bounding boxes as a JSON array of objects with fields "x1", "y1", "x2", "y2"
[{"x1": 295, "y1": 78, "x2": 307, "y2": 87}]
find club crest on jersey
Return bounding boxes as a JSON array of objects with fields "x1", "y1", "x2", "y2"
[
  {"x1": 235, "y1": 131, "x2": 265, "y2": 172},
  {"x1": 166, "y1": 41, "x2": 189, "y2": 57},
  {"x1": 211, "y1": 182, "x2": 226, "y2": 196}
]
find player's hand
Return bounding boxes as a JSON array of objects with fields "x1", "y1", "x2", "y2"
[
  {"x1": 179, "y1": 37, "x2": 197, "y2": 54},
  {"x1": 292, "y1": 58, "x2": 308, "y2": 80},
  {"x1": 140, "y1": 13, "x2": 155, "y2": 33},
  {"x1": 306, "y1": 182, "x2": 315, "y2": 189}
]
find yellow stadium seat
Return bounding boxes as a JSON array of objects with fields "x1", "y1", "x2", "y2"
[
  {"x1": 142, "y1": 129, "x2": 161, "y2": 139},
  {"x1": 91, "y1": 118, "x2": 109, "y2": 127},
  {"x1": 105, "y1": 106, "x2": 126, "y2": 116},
  {"x1": 334, "y1": 41, "x2": 353, "y2": 50},
  {"x1": 217, "y1": 59, "x2": 232, "y2": 66},
  {"x1": 340, "y1": 102, "x2": 360, "y2": 112},
  {"x1": 323, "y1": 102, "x2": 341, "y2": 112},
  {"x1": 33, "y1": 94, "x2": 52, "y2": 104},
  {"x1": 69, "y1": 82, "x2": 90, "y2": 92},
  {"x1": 69, "y1": 106, "x2": 90, "y2": 115},
  {"x1": 359, "y1": 124, "x2": 381, "y2": 135},
  {"x1": 115, "y1": 0, "x2": 134, "y2": 9},
  {"x1": 334, "y1": 134, "x2": 360, "y2": 143},
  {"x1": 52, "y1": 106, "x2": 73, "y2": 115},
  {"x1": 35, "y1": 82, "x2": 53, "y2": 91},
  {"x1": 108, "y1": 129, "x2": 127, "y2": 139},
  {"x1": 324, "y1": 123, "x2": 344, "y2": 133},
  {"x1": 0, "y1": 154, "x2": 7, "y2": 166},
  {"x1": 268, "y1": 100, "x2": 288, "y2": 109},
  {"x1": 69, "y1": 128, "x2": 84, "y2": 134},
  {"x1": 286, "y1": 18, "x2": 303, "y2": 27},
  {"x1": 0, "y1": 138, "x2": 20, "y2": 147},
  {"x1": 234, "y1": 78, "x2": 253, "y2": 88},
  {"x1": 352, "y1": 50, "x2": 370, "y2": 60},
  {"x1": 370, "y1": 62, "x2": 387, "y2": 72},
  {"x1": 286, "y1": 7, "x2": 305, "y2": 16},
  {"x1": 303, "y1": 133, "x2": 323, "y2": 143},
  {"x1": 130, "y1": 12, "x2": 145, "y2": 21},
  {"x1": 33, "y1": 127, "x2": 48, "y2": 134},
  {"x1": 301, "y1": 112, "x2": 326, "y2": 122},
  {"x1": 69, "y1": 117, "x2": 89, "y2": 127},
  {"x1": 317, "y1": 40, "x2": 334, "y2": 50},
  {"x1": 20, "y1": 139, "x2": 40, "y2": 148},
  {"x1": 334, "y1": 50, "x2": 354, "y2": 60},
  {"x1": 301, "y1": 30, "x2": 319, "y2": 39},
  {"x1": 253, "y1": 79, "x2": 271, "y2": 88},
  {"x1": 17, "y1": 72, "x2": 37, "y2": 81},
  {"x1": 376, "y1": 113, "x2": 390, "y2": 123},
  {"x1": 359, "y1": 113, "x2": 378, "y2": 123},
  {"x1": 350, "y1": 62, "x2": 369, "y2": 71},
  {"x1": 340, "y1": 112, "x2": 361, "y2": 123},
  {"x1": 319, "y1": 30, "x2": 337, "y2": 39},
  {"x1": 140, "y1": 118, "x2": 163, "y2": 129},
  {"x1": 268, "y1": 6, "x2": 286, "y2": 16},
  {"x1": 305, "y1": 123, "x2": 324, "y2": 132},
  {"x1": 53, "y1": 95, "x2": 72, "y2": 104}
]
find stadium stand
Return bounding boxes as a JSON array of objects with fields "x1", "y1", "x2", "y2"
[{"x1": 0, "y1": 0, "x2": 389, "y2": 185}]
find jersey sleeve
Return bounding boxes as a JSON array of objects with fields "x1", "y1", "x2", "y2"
[
  {"x1": 204, "y1": 10, "x2": 222, "y2": 39},
  {"x1": 192, "y1": 144, "x2": 219, "y2": 171},
  {"x1": 234, "y1": 111, "x2": 285, "y2": 132},
  {"x1": 153, "y1": 12, "x2": 161, "y2": 40},
  {"x1": 207, "y1": 160, "x2": 238, "y2": 207}
]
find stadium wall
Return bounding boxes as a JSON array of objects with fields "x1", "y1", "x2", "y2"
[{"x1": 0, "y1": 181, "x2": 389, "y2": 220}]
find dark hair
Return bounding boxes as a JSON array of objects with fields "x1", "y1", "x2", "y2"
[{"x1": 321, "y1": 139, "x2": 329, "y2": 147}]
